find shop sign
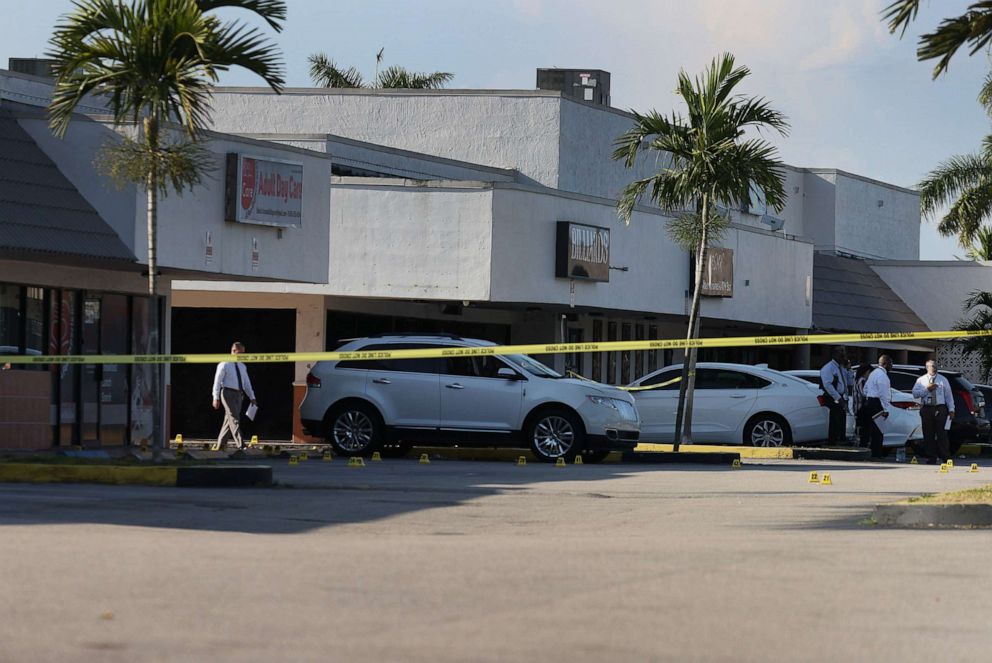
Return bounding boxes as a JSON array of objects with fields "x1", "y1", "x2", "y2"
[
  {"x1": 556, "y1": 221, "x2": 610, "y2": 282},
  {"x1": 701, "y1": 247, "x2": 734, "y2": 297},
  {"x1": 225, "y1": 153, "x2": 303, "y2": 228}
]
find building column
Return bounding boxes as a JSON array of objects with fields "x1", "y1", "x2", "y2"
[{"x1": 293, "y1": 295, "x2": 325, "y2": 443}]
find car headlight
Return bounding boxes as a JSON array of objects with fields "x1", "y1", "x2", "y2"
[{"x1": 587, "y1": 395, "x2": 620, "y2": 409}]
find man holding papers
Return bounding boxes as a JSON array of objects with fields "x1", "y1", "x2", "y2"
[
  {"x1": 211, "y1": 341, "x2": 257, "y2": 451},
  {"x1": 911, "y1": 360, "x2": 955, "y2": 465},
  {"x1": 862, "y1": 355, "x2": 893, "y2": 459}
]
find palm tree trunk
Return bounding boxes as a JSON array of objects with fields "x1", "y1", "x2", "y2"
[
  {"x1": 674, "y1": 196, "x2": 710, "y2": 450},
  {"x1": 143, "y1": 116, "x2": 163, "y2": 459}
]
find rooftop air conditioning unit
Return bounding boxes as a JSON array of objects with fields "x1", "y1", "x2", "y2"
[{"x1": 760, "y1": 214, "x2": 785, "y2": 232}]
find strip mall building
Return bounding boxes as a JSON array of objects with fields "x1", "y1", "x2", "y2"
[{"x1": 2, "y1": 64, "x2": 988, "y2": 448}]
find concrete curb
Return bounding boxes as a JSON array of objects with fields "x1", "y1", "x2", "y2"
[
  {"x1": 793, "y1": 448, "x2": 871, "y2": 462},
  {"x1": 873, "y1": 503, "x2": 992, "y2": 527},
  {"x1": 0, "y1": 463, "x2": 272, "y2": 487}
]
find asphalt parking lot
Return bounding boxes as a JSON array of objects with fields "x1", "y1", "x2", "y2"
[{"x1": 1, "y1": 457, "x2": 991, "y2": 662}]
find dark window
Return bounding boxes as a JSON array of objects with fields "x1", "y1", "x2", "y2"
[
  {"x1": 621, "y1": 322, "x2": 632, "y2": 384},
  {"x1": 444, "y1": 354, "x2": 508, "y2": 378},
  {"x1": 635, "y1": 324, "x2": 645, "y2": 379},
  {"x1": 647, "y1": 326, "x2": 658, "y2": 374},
  {"x1": 641, "y1": 369, "x2": 682, "y2": 389},
  {"x1": 339, "y1": 343, "x2": 441, "y2": 374},
  {"x1": 607, "y1": 321, "x2": 617, "y2": 384},
  {"x1": 887, "y1": 371, "x2": 918, "y2": 392},
  {"x1": 592, "y1": 319, "x2": 603, "y2": 383},
  {"x1": 696, "y1": 369, "x2": 769, "y2": 390},
  {"x1": 0, "y1": 284, "x2": 22, "y2": 351}
]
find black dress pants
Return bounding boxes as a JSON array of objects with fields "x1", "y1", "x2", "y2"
[
  {"x1": 920, "y1": 404, "x2": 950, "y2": 462},
  {"x1": 860, "y1": 397, "x2": 886, "y2": 458},
  {"x1": 826, "y1": 399, "x2": 847, "y2": 443}
]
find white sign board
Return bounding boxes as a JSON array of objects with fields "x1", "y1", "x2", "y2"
[{"x1": 226, "y1": 153, "x2": 303, "y2": 228}]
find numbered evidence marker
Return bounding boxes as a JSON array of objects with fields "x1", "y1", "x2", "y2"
[
  {"x1": 555, "y1": 457, "x2": 566, "y2": 467},
  {"x1": 947, "y1": 459, "x2": 954, "y2": 468},
  {"x1": 808, "y1": 471, "x2": 820, "y2": 484},
  {"x1": 517, "y1": 456, "x2": 527, "y2": 466},
  {"x1": 910, "y1": 456, "x2": 918, "y2": 464},
  {"x1": 939, "y1": 463, "x2": 949, "y2": 474},
  {"x1": 322, "y1": 451, "x2": 332, "y2": 462},
  {"x1": 731, "y1": 459, "x2": 742, "y2": 469},
  {"x1": 970, "y1": 463, "x2": 979, "y2": 473},
  {"x1": 821, "y1": 473, "x2": 833, "y2": 486},
  {"x1": 371, "y1": 451, "x2": 382, "y2": 462},
  {"x1": 348, "y1": 456, "x2": 366, "y2": 468},
  {"x1": 419, "y1": 453, "x2": 430, "y2": 465},
  {"x1": 289, "y1": 456, "x2": 299, "y2": 466}
]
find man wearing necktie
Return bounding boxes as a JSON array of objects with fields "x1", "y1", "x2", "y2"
[
  {"x1": 819, "y1": 347, "x2": 850, "y2": 444},
  {"x1": 211, "y1": 341, "x2": 257, "y2": 450},
  {"x1": 911, "y1": 359, "x2": 955, "y2": 464}
]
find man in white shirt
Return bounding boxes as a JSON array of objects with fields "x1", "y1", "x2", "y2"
[
  {"x1": 819, "y1": 347, "x2": 850, "y2": 444},
  {"x1": 911, "y1": 360, "x2": 955, "y2": 464},
  {"x1": 861, "y1": 354, "x2": 893, "y2": 459},
  {"x1": 211, "y1": 341, "x2": 257, "y2": 451}
]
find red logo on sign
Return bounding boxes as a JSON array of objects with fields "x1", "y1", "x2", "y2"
[{"x1": 241, "y1": 158, "x2": 256, "y2": 211}]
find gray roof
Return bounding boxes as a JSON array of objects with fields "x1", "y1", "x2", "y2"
[
  {"x1": 812, "y1": 253, "x2": 928, "y2": 333},
  {"x1": 0, "y1": 109, "x2": 135, "y2": 264}
]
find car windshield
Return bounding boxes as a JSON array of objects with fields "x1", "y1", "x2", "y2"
[{"x1": 504, "y1": 354, "x2": 563, "y2": 378}]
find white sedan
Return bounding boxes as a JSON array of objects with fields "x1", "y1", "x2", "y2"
[
  {"x1": 782, "y1": 370, "x2": 923, "y2": 447},
  {"x1": 628, "y1": 363, "x2": 827, "y2": 446}
]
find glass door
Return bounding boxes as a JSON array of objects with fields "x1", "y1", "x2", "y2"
[
  {"x1": 99, "y1": 295, "x2": 129, "y2": 445},
  {"x1": 80, "y1": 297, "x2": 101, "y2": 444}
]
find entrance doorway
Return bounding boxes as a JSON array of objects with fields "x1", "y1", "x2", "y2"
[{"x1": 170, "y1": 308, "x2": 296, "y2": 440}]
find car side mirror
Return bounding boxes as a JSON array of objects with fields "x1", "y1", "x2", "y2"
[{"x1": 497, "y1": 367, "x2": 520, "y2": 380}]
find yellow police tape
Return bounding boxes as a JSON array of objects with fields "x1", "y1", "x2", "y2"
[{"x1": 0, "y1": 329, "x2": 989, "y2": 365}]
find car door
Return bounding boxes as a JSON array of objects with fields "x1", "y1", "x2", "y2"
[
  {"x1": 361, "y1": 343, "x2": 441, "y2": 429},
  {"x1": 691, "y1": 369, "x2": 762, "y2": 443},
  {"x1": 439, "y1": 354, "x2": 523, "y2": 432},
  {"x1": 631, "y1": 368, "x2": 683, "y2": 442}
]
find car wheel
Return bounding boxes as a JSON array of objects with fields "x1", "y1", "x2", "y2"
[
  {"x1": 745, "y1": 414, "x2": 792, "y2": 447},
  {"x1": 528, "y1": 409, "x2": 584, "y2": 462},
  {"x1": 326, "y1": 403, "x2": 383, "y2": 457},
  {"x1": 581, "y1": 450, "x2": 611, "y2": 464},
  {"x1": 379, "y1": 441, "x2": 412, "y2": 458}
]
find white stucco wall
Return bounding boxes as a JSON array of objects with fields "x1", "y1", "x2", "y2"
[
  {"x1": 700, "y1": 227, "x2": 813, "y2": 329},
  {"x1": 21, "y1": 114, "x2": 331, "y2": 284},
  {"x1": 802, "y1": 171, "x2": 838, "y2": 252},
  {"x1": 870, "y1": 261, "x2": 992, "y2": 330},
  {"x1": 490, "y1": 186, "x2": 686, "y2": 314},
  {"x1": 209, "y1": 89, "x2": 562, "y2": 188},
  {"x1": 833, "y1": 171, "x2": 920, "y2": 260},
  {"x1": 327, "y1": 181, "x2": 494, "y2": 300}
]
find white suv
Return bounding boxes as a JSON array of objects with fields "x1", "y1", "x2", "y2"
[{"x1": 299, "y1": 334, "x2": 640, "y2": 462}]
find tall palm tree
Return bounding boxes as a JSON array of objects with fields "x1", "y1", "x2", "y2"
[
  {"x1": 47, "y1": 0, "x2": 285, "y2": 456},
  {"x1": 613, "y1": 53, "x2": 787, "y2": 449},
  {"x1": 916, "y1": 72, "x2": 992, "y2": 248},
  {"x1": 884, "y1": 0, "x2": 992, "y2": 78},
  {"x1": 308, "y1": 50, "x2": 453, "y2": 89},
  {"x1": 965, "y1": 225, "x2": 992, "y2": 260},
  {"x1": 48, "y1": 0, "x2": 286, "y2": 297}
]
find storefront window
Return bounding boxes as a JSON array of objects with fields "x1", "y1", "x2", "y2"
[
  {"x1": 25, "y1": 288, "x2": 44, "y2": 357},
  {"x1": 100, "y1": 295, "x2": 129, "y2": 445},
  {"x1": 592, "y1": 319, "x2": 603, "y2": 383},
  {"x1": 0, "y1": 284, "x2": 22, "y2": 352},
  {"x1": 621, "y1": 322, "x2": 632, "y2": 385}
]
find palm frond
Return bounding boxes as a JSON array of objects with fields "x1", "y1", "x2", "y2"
[
  {"x1": 918, "y1": 152, "x2": 992, "y2": 216},
  {"x1": 938, "y1": 182, "x2": 992, "y2": 245},
  {"x1": 376, "y1": 65, "x2": 453, "y2": 89},
  {"x1": 882, "y1": 0, "x2": 920, "y2": 37},
  {"x1": 196, "y1": 0, "x2": 287, "y2": 32},
  {"x1": 96, "y1": 134, "x2": 216, "y2": 195},
  {"x1": 307, "y1": 53, "x2": 363, "y2": 87}
]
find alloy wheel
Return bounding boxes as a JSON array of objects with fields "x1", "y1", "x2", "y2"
[
  {"x1": 332, "y1": 410, "x2": 374, "y2": 452},
  {"x1": 533, "y1": 415, "x2": 575, "y2": 458},
  {"x1": 750, "y1": 419, "x2": 785, "y2": 447}
]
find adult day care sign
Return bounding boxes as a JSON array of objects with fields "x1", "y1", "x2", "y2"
[{"x1": 226, "y1": 153, "x2": 303, "y2": 228}]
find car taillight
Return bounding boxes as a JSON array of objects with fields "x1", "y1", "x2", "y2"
[
  {"x1": 306, "y1": 372, "x2": 321, "y2": 388},
  {"x1": 956, "y1": 389, "x2": 975, "y2": 415},
  {"x1": 891, "y1": 401, "x2": 920, "y2": 411}
]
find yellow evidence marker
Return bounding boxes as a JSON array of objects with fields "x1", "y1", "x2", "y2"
[
  {"x1": 300, "y1": 452, "x2": 309, "y2": 462},
  {"x1": 348, "y1": 456, "x2": 366, "y2": 468},
  {"x1": 517, "y1": 456, "x2": 527, "y2": 466},
  {"x1": 947, "y1": 459, "x2": 954, "y2": 468},
  {"x1": 910, "y1": 456, "x2": 918, "y2": 464},
  {"x1": 555, "y1": 457, "x2": 566, "y2": 467},
  {"x1": 419, "y1": 453, "x2": 430, "y2": 464},
  {"x1": 939, "y1": 463, "x2": 948, "y2": 474},
  {"x1": 174, "y1": 434, "x2": 183, "y2": 444},
  {"x1": 574, "y1": 455, "x2": 583, "y2": 465},
  {"x1": 371, "y1": 451, "x2": 382, "y2": 462},
  {"x1": 322, "y1": 451, "x2": 332, "y2": 462},
  {"x1": 731, "y1": 459, "x2": 742, "y2": 469},
  {"x1": 970, "y1": 463, "x2": 979, "y2": 473},
  {"x1": 249, "y1": 435, "x2": 259, "y2": 447},
  {"x1": 808, "y1": 471, "x2": 819, "y2": 484},
  {"x1": 289, "y1": 456, "x2": 299, "y2": 466},
  {"x1": 821, "y1": 473, "x2": 833, "y2": 485}
]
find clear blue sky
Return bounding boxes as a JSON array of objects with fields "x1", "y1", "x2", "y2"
[{"x1": 4, "y1": 0, "x2": 989, "y2": 259}]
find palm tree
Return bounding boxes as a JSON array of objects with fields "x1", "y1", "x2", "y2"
[
  {"x1": 47, "y1": 0, "x2": 286, "y2": 456},
  {"x1": 48, "y1": 0, "x2": 287, "y2": 297},
  {"x1": 612, "y1": 53, "x2": 787, "y2": 449},
  {"x1": 308, "y1": 50, "x2": 453, "y2": 89},
  {"x1": 955, "y1": 290, "x2": 992, "y2": 382},
  {"x1": 917, "y1": 72, "x2": 992, "y2": 248},
  {"x1": 884, "y1": 0, "x2": 992, "y2": 78},
  {"x1": 965, "y1": 225, "x2": 992, "y2": 260}
]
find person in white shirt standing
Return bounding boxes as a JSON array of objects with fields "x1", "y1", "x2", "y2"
[
  {"x1": 861, "y1": 354, "x2": 893, "y2": 459},
  {"x1": 819, "y1": 347, "x2": 850, "y2": 444},
  {"x1": 911, "y1": 360, "x2": 955, "y2": 464},
  {"x1": 211, "y1": 341, "x2": 257, "y2": 451}
]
